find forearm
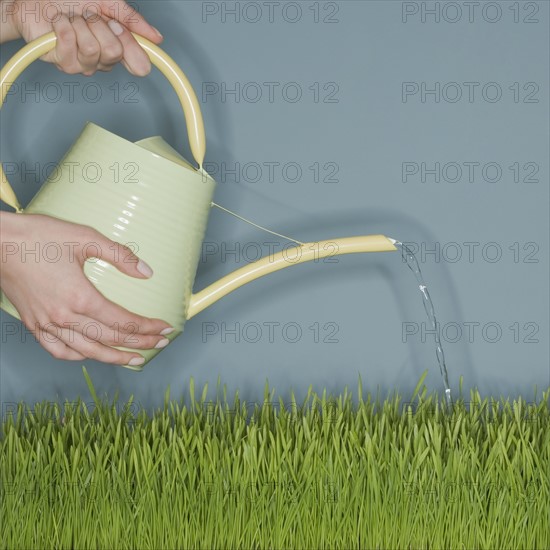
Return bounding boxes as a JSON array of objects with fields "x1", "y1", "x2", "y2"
[
  {"x1": 0, "y1": 211, "x2": 21, "y2": 285},
  {"x1": 0, "y1": 211, "x2": 22, "y2": 247},
  {"x1": 0, "y1": 1, "x2": 21, "y2": 43},
  {"x1": 1, "y1": 210, "x2": 16, "y2": 231}
]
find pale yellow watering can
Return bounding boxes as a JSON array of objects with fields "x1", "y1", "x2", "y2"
[{"x1": 0, "y1": 33, "x2": 397, "y2": 370}]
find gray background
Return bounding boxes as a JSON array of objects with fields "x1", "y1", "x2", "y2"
[{"x1": 1, "y1": 0, "x2": 548, "y2": 412}]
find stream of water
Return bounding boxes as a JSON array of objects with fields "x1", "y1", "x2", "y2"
[
  {"x1": 391, "y1": 240, "x2": 453, "y2": 408},
  {"x1": 213, "y1": 205, "x2": 454, "y2": 407}
]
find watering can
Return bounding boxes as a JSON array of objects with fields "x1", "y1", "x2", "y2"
[{"x1": 0, "y1": 32, "x2": 397, "y2": 370}]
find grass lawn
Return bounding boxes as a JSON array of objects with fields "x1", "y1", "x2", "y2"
[{"x1": 1, "y1": 369, "x2": 548, "y2": 549}]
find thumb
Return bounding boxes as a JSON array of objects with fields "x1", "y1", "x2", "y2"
[{"x1": 83, "y1": 235, "x2": 153, "y2": 279}]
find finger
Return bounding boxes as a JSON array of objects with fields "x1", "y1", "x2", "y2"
[
  {"x1": 34, "y1": 326, "x2": 87, "y2": 361},
  {"x1": 19, "y1": 314, "x2": 86, "y2": 360},
  {"x1": 82, "y1": 292, "x2": 174, "y2": 337},
  {"x1": 49, "y1": 15, "x2": 80, "y2": 73},
  {"x1": 79, "y1": 233, "x2": 174, "y2": 334},
  {"x1": 101, "y1": 0, "x2": 163, "y2": 44},
  {"x1": 82, "y1": 232, "x2": 153, "y2": 280},
  {"x1": 41, "y1": 323, "x2": 146, "y2": 367},
  {"x1": 70, "y1": 15, "x2": 101, "y2": 74},
  {"x1": 54, "y1": 316, "x2": 171, "y2": 349},
  {"x1": 96, "y1": 64, "x2": 115, "y2": 72},
  {"x1": 105, "y1": 19, "x2": 151, "y2": 76},
  {"x1": 84, "y1": 15, "x2": 124, "y2": 69}
]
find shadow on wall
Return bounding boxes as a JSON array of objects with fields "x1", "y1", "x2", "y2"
[
  {"x1": 0, "y1": 202, "x2": 476, "y2": 409},
  {"x1": 193, "y1": 204, "x2": 477, "y2": 392},
  {"x1": 0, "y1": 7, "x2": 480, "y2": 408},
  {"x1": 138, "y1": 10, "x2": 234, "y2": 171}
]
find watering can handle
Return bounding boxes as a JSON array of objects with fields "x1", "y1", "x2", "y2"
[{"x1": 0, "y1": 32, "x2": 206, "y2": 212}]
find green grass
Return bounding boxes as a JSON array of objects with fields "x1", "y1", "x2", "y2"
[{"x1": 1, "y1": 369, "x2": 549, "y2": 550}]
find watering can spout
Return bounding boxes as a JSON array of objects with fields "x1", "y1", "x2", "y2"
[{"x1": 187, "y1": 235, "x2": 397, "y2": 319}]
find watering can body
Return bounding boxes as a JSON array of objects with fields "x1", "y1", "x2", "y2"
[
  {"x1": 0, "y1": 33, "x2": 397, "y2": 371},
  {"x1": 0, "y1": 123, "x2": 216, "y2": 369}
]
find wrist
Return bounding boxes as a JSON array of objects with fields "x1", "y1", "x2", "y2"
[
  {"x1": 0, "y1": 1, "x2": 22, "y2": 43},
  {"x1": 0, "y1": 211, "x2": 24, "y2": 245}
]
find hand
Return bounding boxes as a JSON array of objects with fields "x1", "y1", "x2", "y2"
[
  {"x1": 0, "y1": 212, "x2": 174, "y2": 366},
  {"x1": 2, "y1": 0, "x2": 163, "y2": 76}
]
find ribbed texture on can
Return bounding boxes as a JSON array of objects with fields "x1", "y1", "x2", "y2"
[{"x1": 0, "y1": 123, "x2": 216, "y2": 367}]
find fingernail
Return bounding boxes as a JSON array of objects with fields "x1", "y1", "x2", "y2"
[
  {"x1": 137, "y1": 259, "x2": 153, "y2": 278},
  {"x1": 108, "y1": 19, "x2": 124, "y2": 36},
  {"x1": 84, "y1": 9, "x2": 100, "y2": 22},
  {"x1": 152, "y1": 26, "x2": 163, "y2": 39},
  {"x1": 160, "y1": 327, "x2": 174, "y2": 336},
  {"x1": 138, "y1": 57, "x2": 152, "y2": 76},
  {"x1": 155, "y1": 338, "x2": 170, "y2": 349},
  {"x1": 128, "y1": 356, "x2": 145, "y2": 366}
]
